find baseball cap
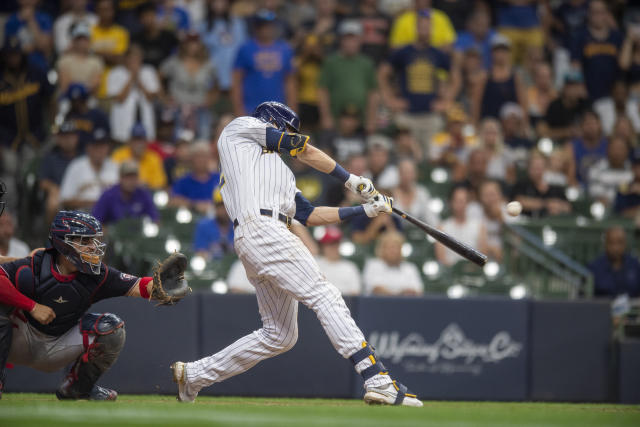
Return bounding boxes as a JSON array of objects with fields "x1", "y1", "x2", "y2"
[
  {"x1": 130, "y1": 123, "x2": 147, "y2": 139},
  {"x1": 177, "y1": 128, "x2": 195, "y2": 143},
  {"x1": 184, "y1": 30, "x2": 200, "y2": 42},
  {"x1": 159, "y1": 108, "x2": 176, "y2": 124},
  {"x1": 70, "y1": 22, "x2": 91, "y2": 39},
  {"x1": 66, "y1": 83, "x2": 89, "y2": 101},
  {"x1": 464, "y1": 45, "x2": 482, "y2": 56},
  {"x1": 368, "y1": 134, "x2": 392, "y2": 151},
  {"x1": 54, "y1": 120, "x2": 77, "y2": 135},
  {"x1": 254, "y1": 9, "x2": 277, "y2": 24},
  {"x1": 446, "y1": 104, "x2": 468, "y2": 123},
  {"x1": 491, "y1": 34, "x2": 511, "y2": 50},
  {"x1": 91, "y1": 127, "x2": 111, "y2": 143},
  {"x1": 340, "y1": 104, "x2": 361, "y2": 117},
  {"x1": 564, "y1": 70, "x2": 584, "y2": 84},
  {"x1": 338, "y1": 20, "x2": 363, "y2": 36},
  {"x1": 499, "y1": 102, "x2": 524, "y2": 120},
  {"x1": 119, "y1": 160, "x2": 139, "y2": 176},
  {"x1": 2, "y1": 36, "x2": 21, "y2": 52},
  {"x1": 319, "y1": 226, "x2": 342, "y2": 244}
]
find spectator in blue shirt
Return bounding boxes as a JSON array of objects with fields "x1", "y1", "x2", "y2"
[
  {"x1": 552, "y1": 0, "x2": 589, "y2": 50},
  {"x1": 565, "y1": 110, "x2": 608, "y2": 186},
  {"x1": 169, "y1": 141, "x2": 219, "y2": 214},
  {"x1": 39, "y1": 120, "x2": 80, "y2": 223},
  {"x1": 92, "y1": 160, "x2": 159, "y2": 226},
  {"x1": 156, "y1": 1, "x2": 190, "y2": 34},
  {"x1": 231, "y1": 9, "x2": 295, "y2": 116},
  {"x1": 570, "y1": 0, "x2": 623, "y2": 101},
  {"x1": 614, "y1": 149, "x2": 640, "y2": 218},
  {"x1": 63, "y1": 83, "x2": 110, "y2": 150},
  {"x1": 454, "y1": 7, "x2": 496, "y2": 70},
  {"x1": 588, "y1": 226, "x2": 640, "y2": 298},
  {"x1": 198, "y1": 0, "x2": 247, "y2": 91},
  {"x1": 4, "y1": 0, "x2": 52, "y2": 71},
  {"x1": 378, "y1": 9, "x2": 456, "y2": 150},
  {"x1": 193, "y1": 188, "x2": 234, "y2": 260}
]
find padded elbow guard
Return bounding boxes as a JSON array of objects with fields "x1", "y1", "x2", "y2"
[{"x1": 266, "y1": 127, "x2": 310, "y2": 157}]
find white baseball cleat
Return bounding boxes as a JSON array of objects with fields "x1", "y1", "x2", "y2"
[
  {"x1": 364, "y1": 381, "x2": 423, "y2": 407},
  {"x1": 171, "y1": 361, "x2": 196, "y2": 403}
]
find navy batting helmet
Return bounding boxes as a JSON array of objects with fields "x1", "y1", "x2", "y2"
[
  {"x1": 49, "y1": 211, "x2": 106, "y2": 275},
  {"x1": 252, "y1": 101, "x2": 300, "y2": 132}
]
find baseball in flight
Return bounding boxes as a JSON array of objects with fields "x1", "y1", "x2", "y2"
[{"x1": 507, "y1": 201, "x2": 523, "y2": 216}]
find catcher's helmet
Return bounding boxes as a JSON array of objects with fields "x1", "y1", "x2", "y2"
[
  {"x1": 252, "y1": 101, "x2": 300, "y2": 132},
  {"x1": 50, "y1": 210, "x2": 106, "y2": 275}
]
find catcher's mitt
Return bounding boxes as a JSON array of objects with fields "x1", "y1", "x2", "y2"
[{"x1": 151, "y1": 252, "x2": 190, "y2": 305}]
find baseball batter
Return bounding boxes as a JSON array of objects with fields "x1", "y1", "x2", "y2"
[{"x1": 171, "y1": 102, "x2": 422, "y2": 407}]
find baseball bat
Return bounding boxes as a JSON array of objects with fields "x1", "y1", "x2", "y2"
[{"x1": 392, "y1": 207, "x2": 488, "y2": 266}]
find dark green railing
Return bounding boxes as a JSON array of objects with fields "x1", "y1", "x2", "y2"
[{"x1": 502, "y1": 223, "x2": 594, "y2": 298}]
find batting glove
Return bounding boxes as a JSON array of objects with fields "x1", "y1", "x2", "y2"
[
  {"x1": 345, "y1": 174, "x2": 377, "y2": 200},
  {"x1": 363, "y1": 194, "x2": 393, "y2": 218}
]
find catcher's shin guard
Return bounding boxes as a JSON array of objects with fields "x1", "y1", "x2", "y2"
[
  {"x1": 0, "y1": 304, "x2": 14, "y2": 399},
  {"x1": 56, "y1": 313, "x2": 125, "y2": 401}
]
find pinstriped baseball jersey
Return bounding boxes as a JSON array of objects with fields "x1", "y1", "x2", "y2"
[
  {"x1": 217, "y1": 116, "x2": 297, "y2": 221},
  {"x1": 179, "y1": 114, "x2": 393, "y2": 400}
]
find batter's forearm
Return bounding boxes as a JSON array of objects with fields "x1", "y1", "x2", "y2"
[
  {"x1": 306, "y1": 207, "x2": 340, "y2": 226},
  {"x1": 296, "y1": 144, "x2": 336, "y2": 174},
  {"x1": 306, "y1": 205, "x2": 367, "y2": 226}
]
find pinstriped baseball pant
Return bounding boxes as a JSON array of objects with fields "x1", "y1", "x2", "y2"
[{"x1": 184, "y1": 217, "x2": 388, "y2": 394}]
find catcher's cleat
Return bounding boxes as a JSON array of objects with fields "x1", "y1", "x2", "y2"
[
  {"x1": 364, "y1": 381, "x2": 423, "y2": 407},
  {"x1": 56, "y1": 384, "x2": 118, "y2": 401},
  {"x1": 89, "y1": 385, "x2": 118, "y2": 401},
  {"x1": 171, "y1": 361, "x2": 195, "y2": 403}
]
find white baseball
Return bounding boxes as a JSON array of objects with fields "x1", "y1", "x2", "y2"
[{"x1": 506, "y1": 201, "x2": 522, "y2": 216}]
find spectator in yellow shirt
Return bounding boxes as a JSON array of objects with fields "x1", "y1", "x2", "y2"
[
  {"x1": 389, "y1": 0, "x2": 456, "y2": 51},
  {"x1": 429, "y1": 105, "x2": 478, "y2": 171},
  {"x1": 91, "y1": 0, "x2": 130, "y2": 98},
  {"x1": 111, "y1": 123, "x2": 167, "y2": 190}
]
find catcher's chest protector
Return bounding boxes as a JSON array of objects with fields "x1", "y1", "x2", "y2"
[{"x1": 17, "y1": 249, "x2": 107, "y2": 336}]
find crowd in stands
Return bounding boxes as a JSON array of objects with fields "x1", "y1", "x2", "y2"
[{"x1": 0, "y1": 0, "x2": 639, "y2": 299}]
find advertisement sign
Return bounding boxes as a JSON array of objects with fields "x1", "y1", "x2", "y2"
[{"x1": 356, "y1": 297, "x2": 529, "y2": 400}]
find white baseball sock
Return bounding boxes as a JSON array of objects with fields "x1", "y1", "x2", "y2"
[{"x1": 354, "y1": 358, "x2": 393, "y2": 389}]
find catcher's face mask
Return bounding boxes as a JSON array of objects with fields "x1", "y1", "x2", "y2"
[{"x1": 66, "y1": 234, "x2": 106, "y2": 274}]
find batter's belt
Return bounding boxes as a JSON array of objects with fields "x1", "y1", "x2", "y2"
[{"x1": 233, "y1": 209, "x2": 292, "y2": 230}]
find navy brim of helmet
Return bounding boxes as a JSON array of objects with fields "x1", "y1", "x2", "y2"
[{"x1": 252, "y1": 101, "x2": 300, "y2": 133}]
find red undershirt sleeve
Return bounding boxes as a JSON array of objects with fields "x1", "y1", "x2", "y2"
[
  {"x1": 139, "y1": 277, "x2": 153, "y2": 300},
  {"x1": 0, "y1": 273, "x2": 35, "y2": 312}
]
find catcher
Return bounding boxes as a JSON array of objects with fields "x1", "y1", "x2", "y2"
[{"x1": 0, "y1": 210, "x2": 189, "y2": 400}]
